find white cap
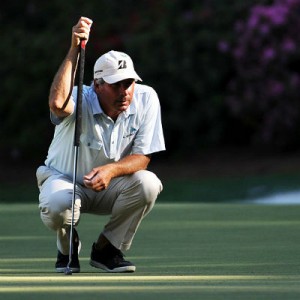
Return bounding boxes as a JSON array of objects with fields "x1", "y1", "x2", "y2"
[{"x1": 93, "y1": 50, "x2": 142, "y2": 83}]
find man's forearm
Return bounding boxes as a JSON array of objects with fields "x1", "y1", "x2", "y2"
[
  {"x1": 49, "y1": 47, "x2": 79, "y2": 117},
  {"x1": 49, "y1": 17, "x2": 92, "y2": 118},
  {"x1": 83, "y1": 154, "x2": 151, "y2": 191},
  {"x1": 108, "y1": 154, "x2": 151, "y2": 178}
]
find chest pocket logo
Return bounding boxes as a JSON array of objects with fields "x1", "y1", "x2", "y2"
[{"x1": 123, "y1": 127, "x2": 137, "y2": 138}]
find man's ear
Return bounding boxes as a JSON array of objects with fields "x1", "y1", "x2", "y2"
[{"x1": 94, "y1": 80, "x2": 102, "y2": 91}]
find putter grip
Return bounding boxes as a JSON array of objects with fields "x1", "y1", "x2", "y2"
[{"x1": 74, "y1": 39, "x2": 86, "y2": 147}]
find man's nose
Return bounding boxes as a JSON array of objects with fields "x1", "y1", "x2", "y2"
[{"x1": 119, "y1": 83, "x2": 127, "y2": 95}]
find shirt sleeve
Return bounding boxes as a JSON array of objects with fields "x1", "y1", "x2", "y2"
[
  {"x1": 49, "y1": 88, "x2": 77, "y2": 126},
  {"x1": 132, "y1": 87, "x2": 166, "y2": 155}
]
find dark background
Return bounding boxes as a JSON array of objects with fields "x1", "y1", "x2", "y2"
[{"x1": 2, "y1": 0, "x2": 300, "y2": 174}]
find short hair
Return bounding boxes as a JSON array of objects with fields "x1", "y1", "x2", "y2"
[{"x1": 94, "y1": 78, "x2": 105, "y2": 86}]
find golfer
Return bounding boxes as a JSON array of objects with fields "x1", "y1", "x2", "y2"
[{"x1": 36, "y1": 16, "x2": 165, "y2": 273}]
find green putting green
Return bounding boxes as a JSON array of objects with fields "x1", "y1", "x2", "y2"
[{"x1": 0, "y1": 203, "x2": 299, "y2": 299}]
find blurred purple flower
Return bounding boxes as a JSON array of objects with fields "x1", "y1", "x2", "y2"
[
  {"x1": 249, "y1": 3, "x2": 288, "y2": 27},
  {"x1": 259, "y1": 24, "x2": 270, "y2": 35},
  {"x1": 226, "y1": 0, "x2": 300, "y2": 148},
  {"x1": 262, "y1": 47, "x2": 276, "y2": 62},
  {"x1": 218, "y1": 40, "x2": 230, "y2": 53},
  {"x1": 265, "y1": 5, "x2": 288, "y2": 25},
  {"x1": 282, "y1": 38, "x2": 296, "y2": 53},
  {"x1": 247, "y1": 13, "x2": 259, "y2": 29},
  {"x1": 284, "y1": 0, "x2": 298, "y2": 5}
]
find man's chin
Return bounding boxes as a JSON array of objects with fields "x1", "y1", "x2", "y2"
[{"x1": 118, "y1": 104, "x2": 129, "y2": 111}]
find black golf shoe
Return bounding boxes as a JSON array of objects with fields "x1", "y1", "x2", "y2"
[
  {"x1": 55, "y1": 228, "x2": 81, "y2": 273},
  {"x1": 90, "y1": 242, "x2": 136, "y2": 273}
]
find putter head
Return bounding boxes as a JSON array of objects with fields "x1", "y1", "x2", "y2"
[{"x1": 64, "y1": 266, "x2": 73, "y2": 275}]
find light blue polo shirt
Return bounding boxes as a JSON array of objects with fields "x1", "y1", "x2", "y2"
[{"x1": 44, "y1": 83, "x2": 166, "y2": 183}]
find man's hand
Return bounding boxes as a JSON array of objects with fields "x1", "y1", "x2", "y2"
[
  {"x1": 83, "y1": 165, "x2": 114, "y2": 191},
  {"x1": 71, "y1": 17, "x2": 93, "y2": 48},
  {"x1": 83, "y1": 155, "x2": 151, "y2": 192}
]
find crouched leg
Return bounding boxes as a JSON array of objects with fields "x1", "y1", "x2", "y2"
[
  {"x1": 102, "y1": 170, "x2": 163, "y2": 251},
  {"x1": 36, "y1": 166, "x2": 81, "y2": 254}
]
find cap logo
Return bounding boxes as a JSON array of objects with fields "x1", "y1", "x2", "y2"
[{"x1": 118, "y1": 60, "x2": 127, "y2": 69}]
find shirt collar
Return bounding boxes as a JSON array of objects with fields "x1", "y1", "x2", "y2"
[{"x1": 90, "y1": 88, "x2": 103, "y2": 115}]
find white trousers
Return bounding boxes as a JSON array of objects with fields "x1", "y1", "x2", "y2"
[{"x1": 36, "y1": 166, "x2": 163, "y2": 254}]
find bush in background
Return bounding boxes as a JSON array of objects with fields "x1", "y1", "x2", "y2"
[
  {"x1": 2, "y1": 0, "x2": 299, "y2": 163},
  {"x1": 224, "y1": 0, "x2": 300, "y2": 150}
]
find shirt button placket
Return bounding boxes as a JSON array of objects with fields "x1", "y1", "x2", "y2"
[
  {"x1": 110, "y1": 117, "x2": 122, "y2": 159},
  {"x1": 110, "y1": 127, "x2": 117, "y2": 158}
]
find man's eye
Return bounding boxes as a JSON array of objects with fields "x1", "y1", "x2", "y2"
[{"x1": 110, "y1": 80, "x2": 133, "y2": 89}]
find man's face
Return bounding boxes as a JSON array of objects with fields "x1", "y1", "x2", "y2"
[{"x1": 95, "y1": 78, "x2": 135, "y2": 119}]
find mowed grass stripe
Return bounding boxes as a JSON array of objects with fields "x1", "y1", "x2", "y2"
[
  {"x1": 1, "y1": 203, "x2": 300, "y2": 299},
  {"x1": 0, "y1": 275, "x2": 294, "y2": 283},
  {"x1": 1, "y1": 284, "x2": 300, "y2": 294}
]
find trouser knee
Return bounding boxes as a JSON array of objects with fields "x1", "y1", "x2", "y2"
[
  {"x1": 131, "y1": 170, "x2": 163, "y2": 208},
  {"x1": 39, "y1": 191, "x2": 80, "y2": 231}
]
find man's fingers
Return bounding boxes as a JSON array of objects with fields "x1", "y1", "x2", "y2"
[
  {"x1": 83, "y1": 179, "x2": 105, "y2": 191},
  {"x1": 79, "y1": 16, "x2": 93, "y2": 26},
  {"x1": 72, "y1": 17, "x2": 93, "y2": 47},
  {"x1": 84, "y1": 172, "x2": 97, "y2": 182}
]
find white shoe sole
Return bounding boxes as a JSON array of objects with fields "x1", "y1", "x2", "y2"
[{"x1": 89, "y1": 259, "x2": 136, "y2": 273}]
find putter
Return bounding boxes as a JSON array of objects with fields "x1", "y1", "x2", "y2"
[{"x1": 65, "y1": 39, "x2": 86, "y2": 275}]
